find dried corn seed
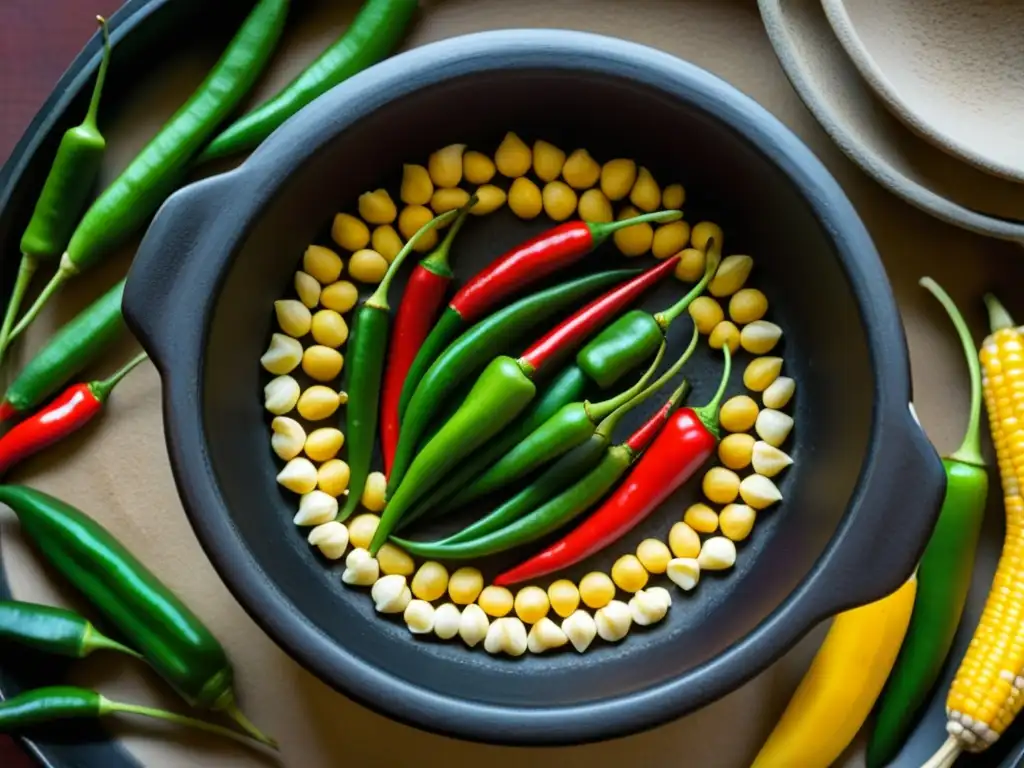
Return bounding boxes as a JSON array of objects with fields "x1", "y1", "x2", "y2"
[
  {"x1": 579, "y1": 571, "x2": 616, "y2": 609},
  {"x1": 470, "y1": 184, "x2": 506, "y2": 215},
  {"x1": 478, "y1": 585, "x2": 514, "y2": 617},
  {"x1": 372, "y1": 574, "x2": 412, "y2": 614},
  {"x1": 710, "y1": 254, "x2": 754, "y2": 297},
  {"x1": 320, "y1": 281, "x2": 359, "y2": 313},
  {"x1": 264, "y1": 375, "x2": 300, "y2": 415},
  {"x1": 294, "y1": 490, "x2": 338, "y2": 526},
  {"x1": 752, "y1": 441, "x2": 793, "y2": 477},
  {"x1": 533, "y1": 140, "x2": 566, "y2": 182},
  {"x1": 668, "y1": 521, "x2": 701, "y2": 558},
  {"x1": 428, "y1": 143, "x2": 466, "y2": 187},
  {"x1": 667, "y1": 558, "x2": 701, "y2": 590},
  {"x1": 684, "y1": 503, "x2": 719, "y2": 534},
  {"x1": 629, "y1": 589, "x2": 669, "y2": 626},
  {"x1": 595, "y1": 600, "x2": 632, "y2": 642},
  {"x1": 675, "y1": 247, "x2": 706, "y2": 283},
  {"x1": 613, "y1": 205, "x2": 653, "y2": 257},
  {"x1": 652, "y1": 220, "x2": 690, "y2": 259},
  {"x1": 527, "y1": 616, "x2": 568, "y2": 653},
  {"x1": 400, "y1": 163, "x2": 433, "y2": 205},
  {"x1": 601, "y1": 158, "x2": 637, "y2": 201},
  {"x1": 348, "y1": 514, "x2": 380, "y2": 550},
  {"x1": 275, "y1": 300, "x2": 312, "y2": 338},
  {"x1": 508, "y1": 177, "x2": 543, "y2": 219},
  {"x1": 358, "y1": 189, "x2": 397, "y2": 224},
  {"x1": 297, "y1": 385, "x2": 341, "y2": 421},
  {"x1": 377, "y1": 543, "x2": 415, "y2": 576},
  {"x1": 331, "y1": 213, "x2": 370, "y2": 251},
  {"x1": 348, "y1": 248, "x2": 389, "y2": 283},
  {"x1": 311, "y1": 309, "x2": 349, "y2": 348},
  {"x1": 302, "y1": 345, "x2": 344, "y2": 382},
  {"x1": 629, "y1": 166, "x2": 661, "y2": 212},
  {"x1": 612, "y1": 554, "x2": 649, "y2": 592},
  {"x1": 271, "y1": 417, "x2": 306, "y2": 460},
  {"x1": 458, "y1": 603, "x2": 489, "y2": 647},
  {"x1": 662, "y1": 183, "x2": 686, "y2": 209},
  {"x1": 646, "y1": 586, "x2": 672, "y2": 611},
  {"x1": 342, "y1": 547, "x2": 379, "y2": 586},
  {"x1": 484, "y1": 617, "x2": 528, "y2": 656},
  {"x1": 578, "y1": 188, "x2": 613, "y2": 223},
  {"x1": 361, "y1": 471, "x2": 387, "y2": 512},
  {"x1": 449, "y1": 567, "x2": 484, "y2": 605},
  {"x1": 495, "y1": 132, "x2": 531, "y2": 177},
  {"x1": 398, "y1": 205, "x2": 438, "y2": 251},
  {"x1": 636, "y1": 538, "x2": 672, "y2": 574},
  {"x1": 371, "y1": 225, "x2": 403, "y2": 263},
  {"x1": 303, "y1": 245, "x2": 343, "y2": 285},
  {"x1": 548, "y1": 579, "x2": 581, "y2": 618},
  {"x1": 317, "y1": 459, "x2": 350, "y2": 496},
  {"x1": 308, "y1": 521, "x2": 349, "y2": 560},
  {"x1": 719, "y1": 432, "x2": 755, "y2": 470},
  {"x1": 763, "y1": 376, "x2": 795, "y2": 409},
  {"x1": 709, "y1": 320, "x2": 741, "y2": 353},
  {"x1": 261, "y1": 333, "x2": 303, "y2": 375},
  {"x1": 433, "y1": 603, "x2": 462, "y2": 640},
  {"x1": 729, "y1": 288, "x2": 768, "y2": 324},
  {"x1": 404, "y1": 600, "x2": 435, "y2": 634},
  {"x1": 719, "y1": 503, "x2": 757, "y2": 541},
  {"x1": 698, "y1": 536, "x2": 737, "y2": 570},
  {"x1": 562, "y1": 609, "x2": 597, "y2": 652},
  {"x1": 740, "y1": 474, "x2": 783, "y2": 509},
  {"x1": 740, "y1": 320, "x2": 783, "y2": 355},
  {"x1": 411, "y1": 561, "x2": 449, "y2": 602},
  {"x1": 277, "y1": 457, "x2": 318, "y2": 494},
  {"x1": 431, "y1": 187, "x2": 471, "y2": 215},
  {"x1": 542, "y1": 180, "x2": 578, "y2": 221},
  {"x1": 304, "y1": 427, "x2": 344, "y2": 462},
  {"x1": 514, "y1": 586, "x2": 550, "y2": 624},
  {"x1": 703, "y1": 466, "x2": 741, "y2": 504},
  {"x1": 463, "y1": 150, "x2": 496, "y2": 185},
  {"x1": 755, "y1": 408, "x2": 793, "y2": 447},
  {"x1": 744, "y1": 356, "x2": 783, "y2": 392},
  {"x1": 294, "y1": 271, "x2": 321, "y2": 308},
  {"x1": 691, "y1": 221, "x2": 724, "y2": 253},
  {"x1": 689, "y1": 296, "x2": 724, "y2": 334},
  {"x1": 720, "y1": 395, "x2": 759, "y2": 432},
  {"x1": 562, "y1": 148, "x2": 601, "y2": 189}
]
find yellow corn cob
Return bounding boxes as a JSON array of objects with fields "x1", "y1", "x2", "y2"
[{"x1": 925, "y1": 295, "x2": 1024, "y2": 768}]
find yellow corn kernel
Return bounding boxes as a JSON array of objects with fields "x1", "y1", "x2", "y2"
[
  {"x1": 612, "y1": 554, "x2": 649, "y2": 593},
  {"x1": 317, "y1": 459, "x2": 350, "y2": 496},
  {"x1": 297, "y1": 386, "x2": 341, "y2": 421},
  {"x1": 361, "y1": 471, "x2": 387, "y2": 512},
  {"x1": 709, "y1": 321, "x2": 740, "y2": 353},
  {"x1": 579, "y1": 571, "x2": 616, "y2": 609},
  {"x1": 400, "y1": 163, "x2": 433, "y2": 205},
  {"x1": 710, "y1": 254, "x2": 754, "y2": 297},
  {"x1": 719, "y1": 432, "x2": 755, "y2": 470},
  {"x1": 675, "y1": 247, "x2": 706, "y2": 283},
  {"x1": 744, "y1": 356, "x2": 783, "y2": 392},
  {"x1": 719, "y1": 503, "x2": 756, "y2": 542},
  {"x1": 358, "y1": 189, "x2": 397, "y2": 224},
  {"x1": 508, "y1": 177, "x2": 543, "y2": 219},
  {"x1": 302, "y1": 345, "x2": 344, "y2": 382},
  {"x1": 548, "y1": 579, "x2": 581, "y2": 618},
  {"x1": 398, "y1": 205, "x2": 437, "y2": 252},
  {"x1": 294, "y1": 270, "x2": 321, "y2": 309},
  {"x1": 514, "y1": 586, "x2": 551, "y2": 624},
  {"x1": 636, "y1": 538, "x2": 672, "y2": 574},
  {"x1": 320, "y1": 281, "x2": 359, "y2": 314},
  {"x1": 478, "y1": 585, "x2": 514, "y2": 617},
  {"x1": 311, "y1": 310, "x2": 349, "y2": 348},
  {"x1": 562, "y1": 148, "x2": 601, "y2": 189},
  {"x1": 431, "y1": 187, "x2": 471, "y2": 215},
  {"x1": 271, "y1": 416, "x2": 306, "y2": 460},
  {"x1": 428, "y1": 143, "x2": 465, "y2": 188},
  {"x1": 689, "y1": 296, "x2": 724, "y2": 335},
  {"x1": 537, "y1": 180, "x2": 575, "y2": 221},
  {"x1": 303, "y1": 245, "x2": 343, "y2": 285},
  {"x1": 729, "y1": 288, "x2": 768, "y2": 324},
  {"x1": 448, "y1": 567, "x2": 484, "y2": 605},
  {"x1": 463, "y1": 150, "x2": 496, "y2": 185},
  {"x1": 261, "y1": 333, "x2": 303, "y2": 375},
  {"x1": 652, "y1": 221, "x2": 690, "y2": 259},
  {"x1": 470, "y1": 185, "x2": 506, "y2": 215},
  {"x1": 495, "y1": 132, "x2": 531, "y2": 178},
  {"x1": 331, "y1": 213, "x2": 370, "y2": 251},
  {"x1": 533, "y1": 140, "x2": 566, "y2": 182},
  {"x1": 690, "y1": 221, "x2": 724, "y2": 253},
  {"x1": 348, "y1": 513, "x2": 380, "y2": 550},
  {"x1": 277, "y1": 457, "x2": 317, "y2": 494},
  {"x1": 348, "y1": 249, "x2": 388, "y2": 283},
  {"x1": 371, "y1": 225, "x2": 403, "y2": 263},
  {"x1": 411, "y1": 561, "x2": 449, "y2": 602},
  {"x1": 720, "y1": 395, "x2": 759, "y2": 432},
  {"x1": 683, "y1": 503, "x2": 719, "y2": 534},
  {"x1": 304, "y1": 427, "x2": 344, "y2": 462},
  {"x1": 275, "y1": 300, "x2": 311, "y2": 338},
  {"x1": 377, "y1": 543, "x2": 415, "y2": 576},
  {"x1": 613, "y1": 205, "x2": 653, "y2": 257},
  {"x1": 601, "y1": 158, "x2": 637, "y2": 201},
  {"x1": 668, "y1": 521, "x2": 701, "y2": 558},
  {"x1": 704, "y1": 466, "x2": 741, "y2": 504},
  {"x1": 264, "y1": 375, "x2": 300, "y2": 415},
  {"x1": 662, "y1": 183, "x2": 685, "y2": 210},
  {"x1": 578, "y1": 188, "x2": 613, "y2": 223},
  {"x1": 629, "y1": 167, "x2": 661, "y2": 212}
]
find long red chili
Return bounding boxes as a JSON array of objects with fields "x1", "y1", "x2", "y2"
[
  {"x1": 0, "y1": 352, "x2": 147, "y2": 475},
  {"x1": 381, "y1": 201, "x2": 473, "y2": 476},
  {"x1": 495, "y1": 345, "x2": 731, "y2": 586}
]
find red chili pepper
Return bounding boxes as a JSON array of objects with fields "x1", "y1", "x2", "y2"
[
  {"x1": 380, "y1": 201, "x2": 473, "y2": 476},
  {"x1": 0, "y1": 352, "x2": 147, "y2": 475},
  {"x1": 494, "y1": 346, "x2": 731, "y2": 586}
]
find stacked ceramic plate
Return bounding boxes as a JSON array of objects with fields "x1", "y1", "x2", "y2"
[{"x1": 759, "y1": 0, "x2": 1024, "y2": 245}]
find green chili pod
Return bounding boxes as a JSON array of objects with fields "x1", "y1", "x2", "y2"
[
  {"x1": 0, "y1": 600, "x2": 140, "y2": 659},
  {"x1": 576, "y1": 310, "x2": 663, "y2": 388}
]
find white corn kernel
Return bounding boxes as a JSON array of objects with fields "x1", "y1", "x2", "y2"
[
  {"x1": 485, "y1": 617, "x2": 528, "y2": 656},
  {"x1": 294, "y1": 271, "x2": 322, "y2": 308},
  {"x1": 433, "y1": 603, "x2": 462, "y2": 640},
  {"x1": 739, "y1": 474, "x2": 783, "y2": 510},
  {"x1": 527, "y1": 617, "x2": 569, "y2": 653},
  {"x1": 646, "y1": 586, "x2": 672, "y2": 611},
  {"x1": 741, "y1": 321, "x2": 783, "y2": 355},
  {"x1": 342, "y1": 547, "x2": 379, "y2": 586},
  {"x1": 307, "y1": 521, "x2": 349, "y2": 560},
  {"x1": 270, "y1": 416, "x2": 305, "y2": 460},
  {"x1": 277, "y1": 457, "x2": 317, "y2": 494},
  {"x1": 372, "y1": 574, "x2": 412, "y2": 614},
  {"x1": 755, "y1": 408, "x2": 794, "y2": 447},
  {"x1": 595, "y1": 600, "x2": 632, "y2": 642},
  {"x1": 709, "y1": 255, "x2": 753, "y2": 297},
  {"x1": 261, "y1": 333, "x2": 303, "y2": 375},
  {"x1": 264, "y1": 375, "x2": 300, "y2": 415},
  {"x1": 667, "y1": 558, "x2": 701, "y2": 591},
  {"x1": 404, "y1": 600, "x2": 436, "y2": 634},
  {"x1": 484, "y1": 618, "x2": 507, "y2": 655},
  {"x1": 698, "y1": 537, "x2": 737, "y2": 570},
  {"x1": 629, "y1": 589, "x2": 669, "y2": 626},
  {"x1": 275, "y1": 300, "x2": 312, "y2": 338},
  {"x1": 763, "y1": 376, "x2": 795, "y2": 409},
  {"x1": 294, "y1": 490, "x2": 338, "y2": 526},
  {"x1": 752, "y1": 441, "x2": 793, "y2": 477},
  {"x1": 562, "y1": 610, "x2": 597, "y2": 653},
  {"x1": 458, "y1": 603, "x2": 490, "y2": 647}
]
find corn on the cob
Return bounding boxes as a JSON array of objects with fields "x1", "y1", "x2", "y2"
[{"x1": 925, "y1": 295, "x2": 1024, "y2": 767}]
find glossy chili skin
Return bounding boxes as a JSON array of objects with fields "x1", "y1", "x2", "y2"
[
  {"x1": 0, "y1": 384, "x2": 100, "y2": 473},
  {"x1": 0, "y1": 600, "x2": 138, "y2": 659},
  {"x1": 0, "y1": 687, "x2": 103, "y2": 729}
]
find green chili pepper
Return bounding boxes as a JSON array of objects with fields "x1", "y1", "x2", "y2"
[
  {"x1": 0, "y1": 485, "x2": 274, "y2": 746},
  {"x1": 0, "y1": 686, "x2": 275, "y2": 749},
  {"x1": 388, "y1": 268, "x2": 640, "y2": 496},
  {"x1": 337, "y1": 209, "x2": 458, "y2": 521},
  {"x1": 197, "y1": 0, "x2": 418, "y2": 163},
  {"x1": 1, "y1": 17, "x2": 113, "y2": 360},
  {"x1": 866, "y1": 278, "x2": 989, "y2": 768},
  {"x1": 0, "y1": 600, "x2": 139, "y2": 659},
  {"x1": 0, "y1": 279, "x2": 125, "y2": 422},
  {"x1": 7, "y1": 0, "x2": 290, "y2": 348}
]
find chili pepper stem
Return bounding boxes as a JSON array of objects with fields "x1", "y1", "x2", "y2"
[
  {"x1": 99, "y1": 696, "x2": 278, "y2": 750},
  {"x1": 587, "y1": 209, "x2": 682, "y2": 244},
  {"x1": 87, "y1": 351, "x2": 149, "y2": 403},
  {"x1": 5, "y1": 266, "x2": 73, "y2": 349},
  {"x1": 84, "y1": 17, "x2": 112, "y2": 132},
  {"x1": 365, "y1": 209, "x2": 458, "y2": 310},
  {"x1": 0, "y1": 256, "x2": 39, "y2": 357},
  {"x1": 692, "y1": 345, "x2": 732, "y2": 438},
  {"x1": 420, "y1": 197, "x2": 475, "y2": 276},
  {"x1": 82, "y1": 624, "x2": 143, "y2": 659},
  {"x1": 654, "y1": 238, "x2": 722, "y2": 330},
  {"x1": 221, "y1": 699, "x2": 277, "y2": 748},
  {"x1": 586, "y1": 342, "x2": 666, "y2": 422}
]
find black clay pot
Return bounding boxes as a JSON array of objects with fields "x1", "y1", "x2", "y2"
[{"x1": 123, "y1": 29, "x2": 944, "y2": 745}]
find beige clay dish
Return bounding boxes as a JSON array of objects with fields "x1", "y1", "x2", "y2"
[
  {"x1": 822, "y1": 0, "x2": 1024, "y2": 183},
  {"x1": 758, "y1": 0, "x2": 1024, "y2": 246}
]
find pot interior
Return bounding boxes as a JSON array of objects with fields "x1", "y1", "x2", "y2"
[{"x1": 203, "y1": 67, "x2": 872, "y2": 707}]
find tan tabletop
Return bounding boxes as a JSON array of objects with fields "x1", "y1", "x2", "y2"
[{"x1": 3, "y1": 1, "x2": 1021, "y2": 766}]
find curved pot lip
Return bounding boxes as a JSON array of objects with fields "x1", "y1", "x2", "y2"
[{"x1": 132, "y1": 29, "x2": 913, "y2": 745}]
